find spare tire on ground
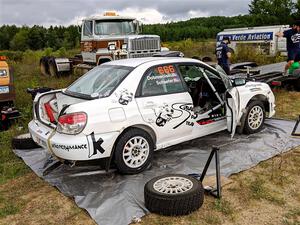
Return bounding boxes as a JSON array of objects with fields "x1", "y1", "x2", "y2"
[
  {"x1": 12, "y1": 133, "x2": 40, "y2": 149},
  {"x1": 144, "y1": 174, "x2": 204, "y2": 216}
]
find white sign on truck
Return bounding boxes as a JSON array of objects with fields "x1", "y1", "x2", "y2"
[{"x1": 217, "y1": 25, "x2": 290, "y2": 56}]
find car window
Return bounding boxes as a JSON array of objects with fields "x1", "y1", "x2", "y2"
[
  {"x1": 141, "y1": 65, "x2": 185, "y2": 96},
  {"x1": 66, "y1": 65, "x2": 132, "y2": 98},
  {"x1": 207, "y1": 66, "x2": 232, "y2": 89},
  {"x1": 179, "y1": 65, "x2": 205, "y2": 81},
  {"x1": 203, "y1": 68, "x2": 222, "y2": 80}
]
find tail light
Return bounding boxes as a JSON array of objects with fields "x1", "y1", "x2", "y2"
[
  {"x1": 57, "y1": 112, "x2": 87, "y2": 134},
  {"x1": 271, "y1": 81, "x2": 281, "y2": 86}
]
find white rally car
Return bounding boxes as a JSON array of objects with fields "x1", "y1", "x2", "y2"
[{"x1": 29, "y1": 57, "x2": 275, "y2": 174}]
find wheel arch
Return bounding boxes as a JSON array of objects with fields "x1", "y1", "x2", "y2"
[
  {"x1": 116, "y1": 124, "x2": 157, "y2": 147},
  {"x1": 247, "y1": 94, "x2": 270, "y2": 112},
  {"x1": 237, "y1": 94, "x2": 269, "y2": 134}
]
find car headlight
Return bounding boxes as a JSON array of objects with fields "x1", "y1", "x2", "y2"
[
  {"x1": 0, "y1": 69, "x2": 7, "y2": 77},
  {"x1": 57, "y1": 112, "x2": 87, "y2": 135}
]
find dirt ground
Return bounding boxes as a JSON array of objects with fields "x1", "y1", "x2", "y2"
[{"x1": 0, "y1": 147, "x2": 299, "y2": 225}]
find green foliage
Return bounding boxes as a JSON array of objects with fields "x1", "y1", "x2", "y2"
[
  {"x1": 249, "y1": 0, "x2": 295, "y2": 24},
  {"x1": 231, "y1": 45, "x2": 286, "y2": 65},
  {"x1": 142, "y1": 13, "x2": 295, "y2": 42},
  {"x1": 0, "y1": 25, "x2": 80, "y2": 51},
  {"x1": 9, "y1": 29, "x2": 30, "y2": 51},
  {"x1": 214, "y1": 199, "x2": 234, "y2": 215}
]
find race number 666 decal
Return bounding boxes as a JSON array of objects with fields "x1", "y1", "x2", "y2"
[{"x1": 156, "y1": 65, "x2": 176, "y2": 74}]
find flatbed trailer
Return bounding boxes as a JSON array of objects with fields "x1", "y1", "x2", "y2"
[{"x1": 231, "y1": 62, "x2": 300, "y2": 91}]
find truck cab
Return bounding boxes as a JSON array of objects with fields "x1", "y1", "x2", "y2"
[{"x1": 80, "y1": 12, "x2": 161, "y2": 65}]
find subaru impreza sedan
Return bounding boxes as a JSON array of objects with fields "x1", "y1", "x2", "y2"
[{"x1": 29, "y1": 57, "x2": 275, "y2": 174}]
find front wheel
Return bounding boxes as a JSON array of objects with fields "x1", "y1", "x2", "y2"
[
  {"x1": 114, "y1": 128, "x2": 154, "y2": 174},
  {"x1": 244, "y1": 101, "x2": 265, "y2": 134}
]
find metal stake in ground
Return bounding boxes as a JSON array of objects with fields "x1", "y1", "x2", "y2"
[
  {"x1": 291, "y1": 115, "x2": 300, "y2": 136},
  {"x1": 190, "y1": 146, "x2": 222, "y2": 199}
]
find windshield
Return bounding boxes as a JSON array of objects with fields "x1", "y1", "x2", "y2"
[
  {"x1": 66, "y1": 65, "x2": 133, "y2": 98},
  {"x1": 94, "y1": 20, "x2": 136, "y2": 35}
]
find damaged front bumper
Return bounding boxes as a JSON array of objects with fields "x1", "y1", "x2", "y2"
[{"x1": 28, "y1": 120, "x2": 119, "y2": 161}]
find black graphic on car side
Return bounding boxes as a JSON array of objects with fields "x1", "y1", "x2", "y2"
[
  {"x1": 87, "y1": 132, "x2": 105, "y2": 158},
  {"x1": 154, "y1": 103, "x2": 198, "y2": 128},
  {"x1": 155, "y1": 104, "x2": 174, "y2": 127},
  {"x1": 116, "y1": 89, "x2": 133, "y2": 105}
]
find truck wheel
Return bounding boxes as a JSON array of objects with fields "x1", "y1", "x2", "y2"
[
  {"x1": 114, "y1": 128, "x2": 154, "y2": 174},
  {"x1": 244, "y1": 101, "x2": 265, "y2": 134},
  {"x1": 144, "y1": 174, "x2": 204, "y2": 216},
  {"x1": 40, "y1": 57, "x2": 50, "y2": 76},
  {"x1": 12, "y1": 133, "x2": 40, "y2": 149},
  {"x1": 48, "y1": 59, "x2": 59, "y2": 77}
]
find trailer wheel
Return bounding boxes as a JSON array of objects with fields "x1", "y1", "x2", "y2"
[
  {"x1": 12, "y1": 133, "x2": 40, "y2": 149},
  {"x1": 144, "y1": 174, "x2": 204, "y2": 216},
  {"x1": 244, "y1": 101, "x2": 265, "y2": 134},
  {"x1": 40, "y1": 57, "x2": 50, "y2": 76},
  {"x1": 48, "y1": 58, "x2": 59, "y2": 77}
]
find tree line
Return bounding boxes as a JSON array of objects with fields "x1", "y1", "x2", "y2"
[
  {"x1": 0, "y1": 0, "x2": 299, "y2": 51},
  {"x1": 0, "y1": 25, "x2": 80, "y2": 51}
]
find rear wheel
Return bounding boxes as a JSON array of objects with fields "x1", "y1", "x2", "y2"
[
  {"x1": 114, "y1": 128, "x2": 154, "y2": 174},
  {"x1": 244, "y1": 101, "x2": 265, "y2": 134}
]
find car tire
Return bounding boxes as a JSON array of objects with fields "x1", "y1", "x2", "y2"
[
  {"x1": 144, "y1": 174, "x2": 204, "y2": 216},
  {"x1": 114, "y1": 128, "x2": 154, "y2": 174},
  {"x1": 12, "y1": 133, "x2": 40, "y2": 149},
  {"x1": 244, "y1": 101, "x2": 265, "y2": 134}
]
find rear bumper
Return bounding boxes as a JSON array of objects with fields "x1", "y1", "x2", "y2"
[{"x1": 28, "y1": 120, "x2": 119, "y2": 161}]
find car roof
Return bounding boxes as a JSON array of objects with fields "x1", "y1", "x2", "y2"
[{"x1": 105, "y1": 57, "x2": 206, "y2": 68}]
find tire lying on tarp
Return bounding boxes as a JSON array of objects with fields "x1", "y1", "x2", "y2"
[
  {"x1": 12, "y1": 133, "x2": 40, "y2": 149},
  {"x1": 144, "y1": 174, "x2": 204, "y2": 216}
]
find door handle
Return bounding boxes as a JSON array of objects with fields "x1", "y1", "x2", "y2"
[{"x1": 144, "y1": 101, "x2": 156, "y2": 108}]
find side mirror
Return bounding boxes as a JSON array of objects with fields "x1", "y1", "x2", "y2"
[{"x1": 232, "y1": 78, "x2": 246, "y2": 87}]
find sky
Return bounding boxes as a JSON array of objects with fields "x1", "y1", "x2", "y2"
[{"x1": 0, "y1": 0, "x2": 252, "y2": 27}]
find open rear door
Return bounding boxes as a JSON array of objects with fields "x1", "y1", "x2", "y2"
[{"x1": 226, "y1": 87, "x2": 239, "y2": 137}]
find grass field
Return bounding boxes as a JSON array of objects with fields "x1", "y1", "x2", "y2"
[{"x1": 0, "y1": 44, "x2": 300, "y2": 225}]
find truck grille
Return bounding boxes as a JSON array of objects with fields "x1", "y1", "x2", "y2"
[
  {"x1": 129, "y1": 38, "x2": 160, "y2": 51},
  {"x1": 130, "y1": 51, "x2": 160, "y2": 58}
]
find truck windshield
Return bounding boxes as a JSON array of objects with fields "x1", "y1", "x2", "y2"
[
  {"x1": 94, "y1": 20, "x2": 136, "y2": 35},
  {"x1": 66, "y1": 65, "x2": 133, "y2": 99}
]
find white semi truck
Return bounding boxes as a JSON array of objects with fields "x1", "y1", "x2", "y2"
[
  {"x1": 217, "y1": 25, "x2": 290, "y2": 56},
  {"x1": 40, "y1": 11, "x2": 166, "y2": 77}
]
